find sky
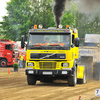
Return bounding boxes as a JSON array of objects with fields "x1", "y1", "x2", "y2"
[{"x1": 0, "y1": 0, "x2": 10, "y2": 21}]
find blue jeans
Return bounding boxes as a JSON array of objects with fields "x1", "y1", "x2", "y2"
[{"x1": 19, "y1": 60, "x2": 23, "y2": 68}]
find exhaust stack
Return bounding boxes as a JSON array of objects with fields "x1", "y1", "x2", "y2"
[{"x1": 53, "y1": 0, "x2": 67, "y2": 28}]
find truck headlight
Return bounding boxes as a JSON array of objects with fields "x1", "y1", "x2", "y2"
[
  {"x1": 38, "y1": 24, "x2": 43, "y2": 29},
  {"x1": 27, "y1": 63, "x2": 34, "y2": 66},
  {"x1": 62, "y1": 63, "x2": 69, "y2": 67},
  {"x1": 59, "y1": 24, "x2": 63, "y2": 29}
]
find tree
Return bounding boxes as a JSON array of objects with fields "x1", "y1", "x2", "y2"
[
  {"x1": 1, "y1": 0, "x2": 100, "y2": 41},
  {"x1": 30, "y1": 0, "x2": 55, "y2": 28},
  {"x1": 61, "y1": 9, "x2": 75, "y2": 28},
  {"x1": 0, "y1": 0, "x2": 31, "y2": 41}
]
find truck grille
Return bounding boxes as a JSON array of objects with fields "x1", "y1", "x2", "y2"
[
  {"x1": 39, "y1": 62, "x2": 56, "y2": 69},
  {"x1": 30, "y1": 53, "x2": 66, "y2": 59}
]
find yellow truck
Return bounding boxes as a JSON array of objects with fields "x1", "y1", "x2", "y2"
[{"x1": 21, "y1": 25, "x2": 87, "y2": 86}]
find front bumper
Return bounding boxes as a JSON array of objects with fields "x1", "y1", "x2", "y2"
[{"x1": 26, "y1": 69, "x2": 74, "y2": 76}]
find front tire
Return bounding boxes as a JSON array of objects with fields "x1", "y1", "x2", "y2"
[
  {"x1": 27, "y1": 75, "x2": 36, "y2": 85},
  {"x1": 0, "y1": 59, "x2": 7, "y2": 67},
  {"x1": 68, "y1": 69, "x2": 77, "y2": 86}
]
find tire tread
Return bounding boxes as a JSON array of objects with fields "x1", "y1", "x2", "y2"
[{"x1": 27, "y1": 75, "x2": 36, "y2": 85}]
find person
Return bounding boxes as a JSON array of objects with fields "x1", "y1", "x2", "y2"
[
  {"x1": 63, "y1": 36, "x2": 70, "y2": 46},
  {"x1": 23, "y1": 55, "x2": 26, "y2": 68},
  {"x1": 65, "y1": 36, "x2": 70, "y2": 44},
  {"x1": 45, "y1": 38, "x2": 50, "y2": 45},
  {"x1": 19, "y1": 53, "x2": 23, "y2": 68},
  {"x1": 45, "y1": 38, "x2": 49, "y2": 43}
]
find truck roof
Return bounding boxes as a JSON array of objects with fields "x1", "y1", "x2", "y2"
[
  {"x1": 29, "y1": 29, "x2": 72, "y2": 34},
  {"x1": 0, "y1": 39, "x2": 11, "y2": 42},
  {"x1": 0, "y1": 39, "x2": 16, "y2": 45},
  {"x1": 0, "y1": 41, "x2": 13, "y2": 45}
]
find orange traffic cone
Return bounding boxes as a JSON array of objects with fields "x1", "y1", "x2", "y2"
[
  {"x1": 8, "y1": 68, "x2": 10, "y2": 74},
  {"x1": 79, "y1": 96, "x2": 82, "y2": 100}
]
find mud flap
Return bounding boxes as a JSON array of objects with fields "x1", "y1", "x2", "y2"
[
  {"x1": 78, "y1": 56, "x2": 93, "y2": 80},
  {"x1": 77, "y1": 66, "x2": 87, "y2": 84}
]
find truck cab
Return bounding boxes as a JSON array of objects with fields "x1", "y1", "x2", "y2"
[
  {"x1": 21, "y1": 25, "x2": 86, "y2": 86},
  {"x1": 0, "y1": 39, "x2": 15, "y2": 67}
]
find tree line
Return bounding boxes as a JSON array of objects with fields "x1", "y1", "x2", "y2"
[{"x1": 0, "y1": 0, "x2": 100, "y2": 41}]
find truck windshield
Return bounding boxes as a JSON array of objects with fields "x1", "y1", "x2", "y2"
[
  {"x1": 28, "y1": 33, "x2": 71, "y2": 50},
  {"x1": 5, "y1": 44, "x2": 12, "y2": 50}
]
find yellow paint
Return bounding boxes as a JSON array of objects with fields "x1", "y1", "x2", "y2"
[
  {"x1": 26, "y1": 27, "x2": 80, "y2": 72},
  {"x1": 77, "y1": 65, "x2": 84, "y2": 79},
  {"x1": 26, "y1": 60, "x2": 74, "y2": 70}
]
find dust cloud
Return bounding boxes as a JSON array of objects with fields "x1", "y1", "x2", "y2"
[{"x1": 76, "y1": 0, "x2": 100, "y2": 14}]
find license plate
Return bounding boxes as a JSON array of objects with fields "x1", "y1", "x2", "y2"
[
  {"x1": 62, "y1": 71, "x2": 67, "y2": 74},
  {"x1": 43, "y1": 72, "x2": 52, "y2": 75},
  {"x1": 28, "y1": 70, "x2": 34, "y2": 74}
]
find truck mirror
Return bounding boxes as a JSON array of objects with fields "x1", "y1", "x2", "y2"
[
  {"x1": 75, "y1": 38, "x2": 79, "y2": 47},
  {"x1": 21, "y1": 35, "x2": 25, "y2": 48}
]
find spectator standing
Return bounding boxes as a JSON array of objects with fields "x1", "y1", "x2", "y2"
[{"x1": 19, "y1": 53, "x2": 23, "y2": 68}]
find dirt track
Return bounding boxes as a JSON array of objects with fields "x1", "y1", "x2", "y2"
[{"x1": 0, "y1": 68, "x2": 100, "y2": 100}]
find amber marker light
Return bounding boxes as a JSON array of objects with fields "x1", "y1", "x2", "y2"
[
  {"x1": 65, "y1": 30, "x2": 68, "y2": 31},
  {"x1": 66, "y1": 25, "x2": 69, "y2": 29},
  {"x1": 34, "y1": 25, "x2": 37, "y2": 29}
]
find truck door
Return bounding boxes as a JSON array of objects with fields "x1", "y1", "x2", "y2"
[{"x1": 5, "y1": 44, "x2": 13, "y2": 62}]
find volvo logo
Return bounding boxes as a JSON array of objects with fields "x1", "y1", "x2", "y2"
[
  {"x1": 40, "y1": 53, "x2": 56, "y2": 59},
  {"x1": 46, "y1": 55, "x2": 51, "y2": 57}
]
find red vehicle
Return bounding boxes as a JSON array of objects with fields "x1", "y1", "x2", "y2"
[{"x1": 0, "y1": 39, "x2": 15, "y2": 67}]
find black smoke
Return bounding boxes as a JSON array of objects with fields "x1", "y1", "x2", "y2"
[
  {"x1": 53, "y1": 0, "x2": 100, "y2": 26},
  {"x1": 53, "y1": 0, "x2": 67, "y2": 28}
]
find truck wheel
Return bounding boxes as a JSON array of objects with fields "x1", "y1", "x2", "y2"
[
  {"x1": 0, "y1": 59, "x2": 7, "y2": 67},
  {"x1": 68, "y1": 69, "x2": 77, "y2": 86},
  {"x1": 27, "y1": 75, "x2": 36, "y2": 85},
  {"x1": 77, "y1": 70, "x2": 87, "y2": 84}
]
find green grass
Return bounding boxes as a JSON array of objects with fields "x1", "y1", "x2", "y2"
[{"x1": 0, "y1": 73, "x2": 9, "y2": 74}]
